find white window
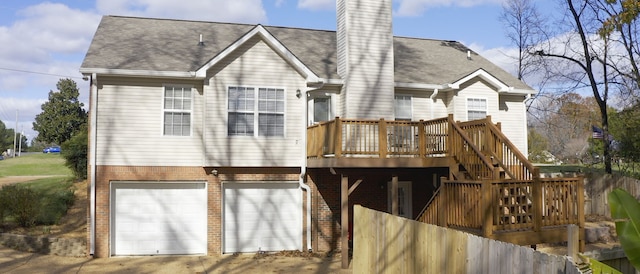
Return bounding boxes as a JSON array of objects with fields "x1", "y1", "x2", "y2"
[
  {"x1": 163, "y1": 86, "x2": 192, "y2": 136},
  {"x1": 313, "y1": 97, "x2": 331, "y2": 123},
  {"x1": 228, "y1": 86, "x2": 285, "y2": 137},
  {"x1": 467, "y1": 97, "x2": 487, "y2": 121},
  {"x1": 394, "y1": 95, "x2": 412, "y2": 121}
]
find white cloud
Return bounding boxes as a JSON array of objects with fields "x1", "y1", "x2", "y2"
[
  {"x1": 395, "y1": 0, "x2": 503, "y2": 17},
  {"x1": 96, "y1": 0, "x2": 267, "y2": 23},
  {"x1": 298, "y1": 0, "x2": 334, "y2": 10}
]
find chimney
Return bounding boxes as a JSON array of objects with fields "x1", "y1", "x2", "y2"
[{"x1": 337, "y1": 0, "x2": 395, "y2": 119}]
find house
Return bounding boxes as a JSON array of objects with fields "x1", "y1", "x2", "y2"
[{"x1": 80, "y1": 0, "x2": 538, "y2": 259}]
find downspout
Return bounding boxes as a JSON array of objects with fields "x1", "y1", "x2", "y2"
[
  {"x1": 89, "y1": 73, "x2": 98, "y2": 256},
  {"x1": 430, "y1": 89, "x2": 439, "y2": 119},
  {"x1": 300, "y1": 80, "x2": 326, "y2": 252}
]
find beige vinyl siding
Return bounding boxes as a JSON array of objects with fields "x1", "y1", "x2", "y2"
[
  {"x1": 453, "y1": 79, "x2": 528, "y2": 154},
  {"x1": 95, "y1": 77, "x2": 204, "y2": 166},
  {"x1": 452, "y1": 80, "x2": 499, "y2": 122},
  {"x1": 338, "y1": 0, "x2": 394, "y2": 120},
  {"x1": 204, "y1": 37, "x2": 306, "y2": 167},
  {"x1": 497, "y1": 95, "x2": 528, "y2": 155}
]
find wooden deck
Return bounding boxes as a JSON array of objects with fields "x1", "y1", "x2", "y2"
[
  {"x1": 307, "y1": 115, "x2": 585, "y2": 266},
  {"x1": 416, "y1": 177, "x2": 585, "y2": 250}
]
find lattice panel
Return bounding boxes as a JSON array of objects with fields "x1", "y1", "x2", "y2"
[{"x1": 493, "y1": 183, "x2": 534, "y2": 230}]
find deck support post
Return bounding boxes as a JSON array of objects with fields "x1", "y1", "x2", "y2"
[
  {"x1": 532, "y1": 168, "x2": 542, "y2": 233},
  {"x1": 391, "y1": 175, "x2": 398, "y2": 216},
  {"x1": 341, "y1": 174, "x2": 349, "y2": 269},
  {"x1": 481, "y1": 181, "x2": 493, "y2": 238}
]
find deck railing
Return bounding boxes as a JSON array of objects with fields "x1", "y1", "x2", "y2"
[
  {"x1": 458, "y1": 116, "x2": 536, "y2": 180},
  {"x1": 307, "y1": 117, "x2": 449, "y2": 158},
  {"x1": 416, "y1": 177, "x2": 585, "y2": 247}
]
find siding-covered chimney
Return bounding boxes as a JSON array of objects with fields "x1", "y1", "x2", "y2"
[{"x1": 337, "y1": 0, "x2": 395, "y2": 119}]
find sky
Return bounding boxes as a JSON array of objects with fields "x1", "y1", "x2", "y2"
[{"x1": 0, "y1": 0, "x2": 559, "y2": 143}]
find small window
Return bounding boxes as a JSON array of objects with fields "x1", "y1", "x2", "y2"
[
  {"x1": 163, "y1": 86, "x2": 192, "y2": 136},
  {"x1": 228, "y1": 86, "x2": 285, "y2": 137},
  {"x1": 394, "y1": 95, "x2": 412, "y2": 121},
  {"x1": 313, "y1": 97, "x2": 331, "y2": 123},
  {"x1": 467, "y1": 98, "x2": 487, "y2": 121}
]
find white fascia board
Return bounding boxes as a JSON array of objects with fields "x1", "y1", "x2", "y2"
[
  {"x1": 307, "y1": 78, "x2": 344, "y2": 88},
  {"x1": 394, "y1": 82, "x2": 447, "y2": 91},
  {"x1": 79, "y1": 68, "x2": 201, "y2": 79},
  {"x1": 195, "y1": 25, "x2": 320, "y2": 81},
  {"x1": 450, "y1": 69, "x2": 511, "y2": 92},
  {"x1": 506, "y1": 88, "x2": 538, "y2": 95}
]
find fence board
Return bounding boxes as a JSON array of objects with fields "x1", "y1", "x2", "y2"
[
  {"x1": 584, "y1": 173, "x2": 640, "y2": 217},
  {"x1": 354, "y1": 205, "x2": 582, "y2": 274}
]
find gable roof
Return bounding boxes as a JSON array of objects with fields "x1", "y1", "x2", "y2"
[{"x1": 81, "y1": 16, "x2": 533, "y2": 92}]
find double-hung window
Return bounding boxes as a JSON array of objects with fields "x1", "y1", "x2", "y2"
[
  {"x1": 467, "y1": 97, "x2": 487, "y2": 121},
  {"x1": 394, "y1": 95, "x2": 412, "y2": 121},
  {"x1": 228, "y1": 86, "x2": 285, "y2": 137},
  {"x1": 163, "y1": 85, "x2": 192, "y2": 136}
]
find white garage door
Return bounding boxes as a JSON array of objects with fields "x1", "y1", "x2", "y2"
[
  {"x1": 111, "y1": 182, "x2": 207, "y2": 256},
  {"x1": 223, "y1": 182, "x2": 302, "y2": 253}
]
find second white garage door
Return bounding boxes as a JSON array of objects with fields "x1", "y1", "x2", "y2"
[{"x1": 223, "y1": 182, "x2": 302, "y2": 253}]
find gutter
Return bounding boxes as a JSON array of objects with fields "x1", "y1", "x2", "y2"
[{"x1": 88, "y1": 73, "x2": 98, "y2": 256}]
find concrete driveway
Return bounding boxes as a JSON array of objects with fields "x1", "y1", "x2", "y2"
[{"x1": 0, "y1": 245, "x2": 352, "y2": 274}]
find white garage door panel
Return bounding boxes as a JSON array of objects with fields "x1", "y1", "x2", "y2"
[
  {"x1": 223, "y1": 182, "x2": 301, "y2": 253},
  {"x1": 112, "y1": 182, "x2": 207, "y2": 256}
]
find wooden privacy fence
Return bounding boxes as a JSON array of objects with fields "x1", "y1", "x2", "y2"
[
  {"x1": 416, "y1": 177, "x2": 585, "y2": 248},
  {"x1": 584, "y1": 173, "x2": 640, "y2": 217},
  {"x1": 353, "y1": 205, "x2": 582, "y2": 274}
]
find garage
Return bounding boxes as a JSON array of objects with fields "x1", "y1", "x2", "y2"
[
  {"x1": 111, "y1": 182, "x2": 207, "y2": 256},
  {"x1": 223, "y1": 182, "x2": 302, "y2": 253}
]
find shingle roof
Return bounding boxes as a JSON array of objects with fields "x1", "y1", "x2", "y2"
[{"x1": 81, "y1": 16, "x2": 532, "y2": 90}]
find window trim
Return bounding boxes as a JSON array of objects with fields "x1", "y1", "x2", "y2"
[
  {"x1": 227, "y1": 85, "x2": 287, "y2": 137},
  {"x1": 466, "y1": 96, "x2": 488, "y2": 121},
  {"x1": 161, "y1": 84, "x2": 194, "y2": 137}
]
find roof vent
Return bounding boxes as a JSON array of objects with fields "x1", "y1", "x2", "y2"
[
  {"x1": 198, "y1": 34, "x2": 204, "y2": 46},
  {"x1": 467, "y1": 50, "x2": 471, "y2": 60}
]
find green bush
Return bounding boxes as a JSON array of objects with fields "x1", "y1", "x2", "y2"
[
  {"x1": 1, "y1": 185, "x2": 41, "y2": 227},
  {"x1": 61, "y1": 129, "x2": 87, "y2": 180},
  {"x1": 36, "y1": 189, "x2": 75, "y2": 225}
]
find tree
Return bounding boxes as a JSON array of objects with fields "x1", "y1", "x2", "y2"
[
  {"x1": 528, "y1": 128, "x2": 550, "y2": 163},
  {"x1": 61, "y1": 126, "x2": 88, "y2": 180},
  {"x1": 33, "y1": 79, "x2": 87, "y2": 145},
  {"x1": 609, "y1": 104, "x2": 640, "y2": 168},
  {"x1": 529, "y1": 93, "x2": 600, "y2": 163},
  {"x1": 499, "y1": 0, "x2": 547, "y2": 82},
  {"x1": 0, "y1": 120, "x2": 14, "y2": 153},
  {"x1": 527, "y1": 0, "x2": 640, "y2": 173}
]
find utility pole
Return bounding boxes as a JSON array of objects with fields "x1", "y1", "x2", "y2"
[
  {"x1": 18, "y1": 127, "x2": 23, "y2": 157},
  {"x1": 12, "y1": 109, "x2": 18, "y2": 158}
]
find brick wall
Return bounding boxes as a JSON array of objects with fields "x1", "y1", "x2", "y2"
[
  {"x1": 307, "y1": 167, "x2": 447, "y2": 252},
  {"x1": 91, "y1": 165, "x2": 301, "y2": 257}
]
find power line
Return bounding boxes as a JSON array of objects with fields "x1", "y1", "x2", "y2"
[{"x1": 0, "y1": 67, "x2": 87, "y2": 81}]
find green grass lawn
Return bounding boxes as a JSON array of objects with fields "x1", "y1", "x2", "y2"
[
  {"x1": 0, "y1": 154, "x2": 76, "y2": 227},
  {"x1": 0, "y1": 153, "x2": 72, "y2": 177}
]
